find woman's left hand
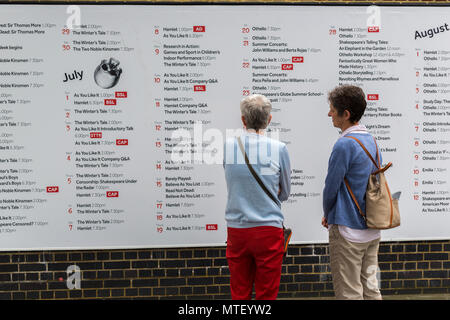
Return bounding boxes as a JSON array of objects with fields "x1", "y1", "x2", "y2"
[{"x1": 321, "y1": 217, "x2": 329, "y2": 229}]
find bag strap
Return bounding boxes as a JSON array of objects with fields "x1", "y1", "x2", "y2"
[
  {"x1": 342, "y1": 135, "x2": 380, "y2": 221},
  {"x1": 237, "y1": 137, "x2": 279, "y2": 206},
  {"x1": 344, "y1": 177, "x2": 366, "y2": 220},
  {"x1": 344, "y1": 135, "x2": 380, "y2": 169},
  {"x1": 237, "y1": 137, "x2": 286, "y2": 230},
  {"x1": 344, "y1": 135, "x2": 393, "y2": 175},
  {"x1": 343, "y1": 135, "x2": 394, "y2": 222}
]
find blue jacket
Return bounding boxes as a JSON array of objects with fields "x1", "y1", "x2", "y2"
[
  {"x1": 224, "y1": 132, "x2": 291, "y2": 229},
  {"x1": 323, "y1": 133, "x2": 382, "y2": 229}
]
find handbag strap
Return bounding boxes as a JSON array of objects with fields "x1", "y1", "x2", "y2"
[{"x1": 237, "y1": 136, "x2": 279, "y2": 207}]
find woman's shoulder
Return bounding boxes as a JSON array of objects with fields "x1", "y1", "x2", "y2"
[
  {"x1": 340, "y1": 133, "x2": 376, "y2": 148},
  {"x1": 263, "y1": 135, "x2": 288, "y2": 154},
  {"x1": 225, "y1": 136, "x2": 238, "y2": 145}
]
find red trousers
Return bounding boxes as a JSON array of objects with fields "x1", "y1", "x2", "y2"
[{"x1": 226, "y1": 226, "x2": 284, "y2": 300}]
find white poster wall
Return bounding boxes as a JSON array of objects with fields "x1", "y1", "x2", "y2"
[{"x1": 0, "y1": 5, "x2": 450, "y2": 250}]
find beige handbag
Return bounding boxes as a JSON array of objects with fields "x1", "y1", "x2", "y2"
[{"x1": 344, "y1": 136, "x2": 400, "y2": 230}]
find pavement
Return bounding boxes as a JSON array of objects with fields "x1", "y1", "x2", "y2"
[
  {"x1": 383, "y1": 293, "x2": 450, "y2": 300},
  {"x1": 291, "y1": 293, "x2": 450, "y2": 300}
]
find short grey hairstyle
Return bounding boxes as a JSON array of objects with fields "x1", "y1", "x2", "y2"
[{"x1": 240, "y1": 94, "x2": 272, "y2": 131}]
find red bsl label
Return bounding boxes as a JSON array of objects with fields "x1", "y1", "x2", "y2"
[
  {"x1": 281, "y1": 64, "x2": 294, "y2": 71},
  {"x1": 206, "y1": 224, "x2": 218, "y2": 231},
  {"x1": 104, "y1": 99, "x2": 117, "y2": 105},
  {"x1": 193, "y1": 26, "x2": 205, "y2": 32},
  {"x1": 368, "y1": 26, "x2": 380, "y2": 33},
  {"x1": 90, "y1": 132, "x2": 102, "y2": 139},
  {"x1": 292, "y1": 57, "x2": 304, "y2": 63},
  {"x1": 115, "y1": 92, "x2": 127, "y2": 98},
  {"x1": 116, "y1": 139, "x2": 128, "y2": 146},
  {"x1": 194, "y1": 85, "x2": 206, "y2": 92},
  {"x1": 46, "y1": 186, "x2": 59, "y2": 193},
  {"x1": 107, "y1": 191, "x2": 119, "y2": 198},
  {"x1": 367, "y1": 94, "x2": 379, "y2": 101}
]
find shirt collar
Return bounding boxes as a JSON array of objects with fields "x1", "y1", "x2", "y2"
[
  {"x1": 245, "y1": 128, "x2": 266, "y2": 136},
  {"x1": 340, "y1": 123, "x2": 368, "y2": 138}
]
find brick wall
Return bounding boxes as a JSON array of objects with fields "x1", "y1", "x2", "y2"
[
  {"x1": 1, "y1": 0, "x2": 450, "y2": 300},
  {"x1": 1, "y1": 240, "x2": 450, "y2": 299}
]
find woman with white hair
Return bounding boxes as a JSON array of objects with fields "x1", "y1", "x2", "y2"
[{"x1": 223, "y1": 94, "x2": 291, "y2": 300}]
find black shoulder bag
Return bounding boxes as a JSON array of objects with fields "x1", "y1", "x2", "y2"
[{"x1": 237, "y1": 137, "x2": 292, "y2": 256}]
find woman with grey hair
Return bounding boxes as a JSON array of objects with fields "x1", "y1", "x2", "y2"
[{"x1": 223, "y1": 94, "x2": 291, "y2": 300}]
